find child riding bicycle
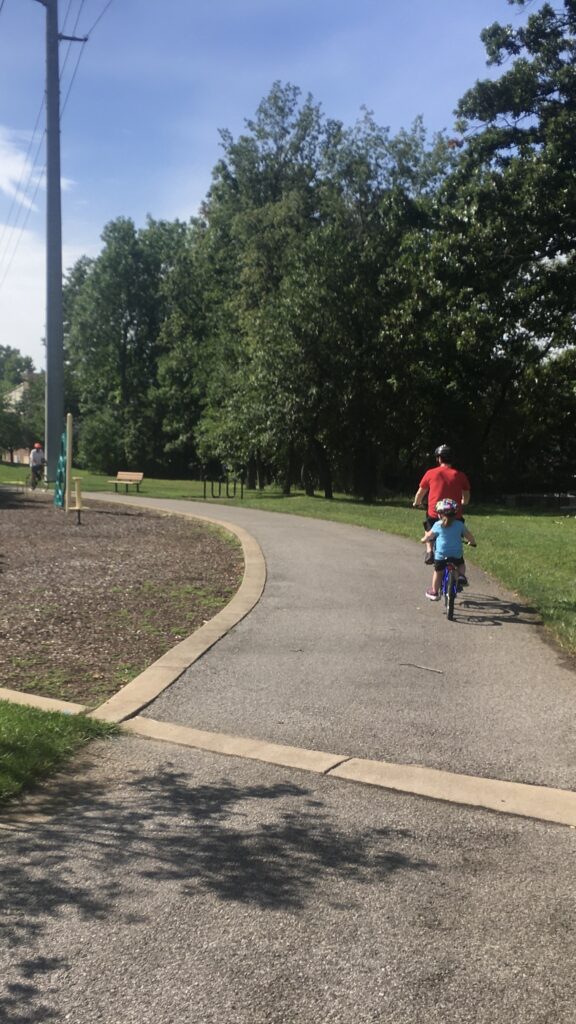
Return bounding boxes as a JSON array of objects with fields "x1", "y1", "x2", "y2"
[{"x1": 421, "y1": 498, "x2": 477, "y2": 602}]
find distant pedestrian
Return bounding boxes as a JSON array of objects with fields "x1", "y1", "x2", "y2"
[
  {"x1": 29, "y1": 442, "x2": 45, "y2": 489},
  {"x1": 413, "y1": 444, "x2": 471, "y2": 578}
]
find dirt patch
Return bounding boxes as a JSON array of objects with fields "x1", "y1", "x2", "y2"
[{"x1": 0, "y1": 489, "x2": 243, "y2": 708}]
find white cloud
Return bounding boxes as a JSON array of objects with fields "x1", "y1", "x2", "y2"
[
  {"x1": 0, "y1": 125, "x2": 86, "y2": 369},
  {"x1": 0, "y1": 225, "x2": 45, "y2": 368},
  {"x1": 0, "y1": 125, "x2": 44, "y2": 211}
]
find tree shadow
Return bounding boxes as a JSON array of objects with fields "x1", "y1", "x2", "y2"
[
  {"x1": 0, "y1": 490, "x2": 35, "y2": 512},
  {"x1": 456, "y1": 592, "x2": 541, "y2": 628},
  {"x1": 0, "y1": 761, "x2": 434, "y2": 1019}
]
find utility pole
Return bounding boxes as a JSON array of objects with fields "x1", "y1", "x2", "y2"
[{"x1": 34, "y1": 0, "x2": 85, "y2": 481}]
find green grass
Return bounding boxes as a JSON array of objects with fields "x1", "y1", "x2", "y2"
[
  {"x1": 2, "y1": 460, "x2": 574, "y2": 653},
  {"x1": 0, "y1": 700, "x2": 117, "y2": 806}
]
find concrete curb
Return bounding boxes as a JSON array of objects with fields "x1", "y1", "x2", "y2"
[
  {"x1": 330, "y1": 758, "x2": 576, "y2": 829},
  {"x1": 124, "y1": 715, "x2": 576, "y2": 828},
  {"x1": 0, "y1": 687, "x2": 86, "y2": 716},
  {"x1": 90, "y1": 510, "x2": 266, "y2": 723}
]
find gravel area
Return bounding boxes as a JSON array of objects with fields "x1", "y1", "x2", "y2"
[{"x1": 0, "y1": 488, "x2": 243, "y2": 708}]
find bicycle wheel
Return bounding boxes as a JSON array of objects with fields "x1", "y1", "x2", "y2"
[
  {"x1": 447, "y1": 568, "x2": 457, "y2": 620},
  {"x1": 441, "y1": 568, "x2": 450, "y2": 616}
]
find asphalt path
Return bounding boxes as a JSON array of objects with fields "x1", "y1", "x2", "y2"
[
  {"x1": 1, "y1": 736, "x2": 575, "y2": 1024},
  {"x1": 107, "y1": 496, "x2": 574, "y2": 790},
  {"x1": 1, "y1": 495, "x2": 574, "y2": 1023}
]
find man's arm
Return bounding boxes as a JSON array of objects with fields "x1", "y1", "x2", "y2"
[
  {"x1": 413, "y1": 486, "x2": 428, "y2": 508},
  {"x1": 461, "y1": 489, "x2": 470, "y2": 507}
]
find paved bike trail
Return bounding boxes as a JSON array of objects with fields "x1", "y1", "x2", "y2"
[{"x1": 96, "y1": 495, "x2": 575, "y2": 791}]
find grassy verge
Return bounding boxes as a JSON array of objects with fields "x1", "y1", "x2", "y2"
[
  {"x1": 1, "y1": 461, "x2": 574, "y2": 655},
  {"x1": 0, "y1": 700, "x2": 117, "y2": 807}
]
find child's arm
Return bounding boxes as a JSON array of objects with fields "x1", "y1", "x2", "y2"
[
  {"x1": 421, "y1": 529, "x2": 435, "y2": 543},
  {"x1": 463, "y1": 527, "x2": 476, "y2": 546}
]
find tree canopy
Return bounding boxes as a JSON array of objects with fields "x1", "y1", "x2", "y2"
[{"x1": 61, "y1": 4, "x2": 575, "y2": 496}]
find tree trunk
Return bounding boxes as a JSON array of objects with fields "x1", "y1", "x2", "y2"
[
  {"x1": 281, "y1": 441, "x2": 295, "y2": 495},
  {"x1": 246, "y1": 454, "x2": 257, "y2": 490},
  {"x1": 301, "y1": 449, "x2": 316, "y2": 497},
  {"x1": 312, "y1": 438, "x2": 333, "y2": 500},
  {"x1": 353, "y1": 442, "x2": 376, "y2": 503},
  {"x1": 256, "y1": 454, "x2": 266, "y2": 490}
]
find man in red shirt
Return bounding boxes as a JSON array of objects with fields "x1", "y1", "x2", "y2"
[{"x1": 413, "y1": 445, "x2": 471, "y2": 576}]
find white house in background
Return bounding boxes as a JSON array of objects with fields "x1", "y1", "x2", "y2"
[{"x1": 4, "y1": 371, "x2": 36, "y2": 410}]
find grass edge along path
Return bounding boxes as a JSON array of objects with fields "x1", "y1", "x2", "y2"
[{"x1": 0, "y1": 700, "x2": 118, "y2": 807}]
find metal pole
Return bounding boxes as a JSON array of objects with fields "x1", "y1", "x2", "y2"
[
  {"x1": 65, "y1": 411, "x2": 72, "y2": 511},
  {"x1": 44, "y1": 0, "x2": 64, "y2": 483}
]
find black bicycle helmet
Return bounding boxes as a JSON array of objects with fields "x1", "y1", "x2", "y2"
[{"x1": 434, "y1": 444, "x2": 452, "y2": 461}]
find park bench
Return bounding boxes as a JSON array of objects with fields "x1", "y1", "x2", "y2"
[{"x1": 108, "y1": 471, "x2": 144, "y2": 493}]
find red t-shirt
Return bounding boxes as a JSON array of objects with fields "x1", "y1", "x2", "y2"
[{"x1": 419, "y1": 465, "x2": 470, "y2": 518}]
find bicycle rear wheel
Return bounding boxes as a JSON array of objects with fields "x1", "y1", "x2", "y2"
[
  {"x1": 446, "y1": 568, "x2": 457, "y2": 620},
  {"x1": 441, "y1": 569, "x2": 450, "y2": 616}
]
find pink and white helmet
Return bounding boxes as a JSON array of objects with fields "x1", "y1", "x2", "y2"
[{"x1": 435, "y1": 498, "x2": 458, "y2": 516}]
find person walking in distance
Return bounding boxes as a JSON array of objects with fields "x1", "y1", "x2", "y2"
[
  {"x1": 29, "y1": 442, "x2": 45, "y2": 489},
  {"x1": 413, "y1": 444, "x2": 471, "y2": 584}
]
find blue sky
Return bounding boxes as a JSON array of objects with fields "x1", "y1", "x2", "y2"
[{"x1": 0, "y1": 0, "x2": 521, "y2": 370}]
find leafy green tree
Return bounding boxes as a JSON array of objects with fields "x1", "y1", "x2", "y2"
[
  {"x1": 64, "y1": 217, "x2": 187, "y2": 473},
  {"x1": 384, "y1": 1, "x2": 576, "y2": 491},
  {"x1": 0, "y1": 346, "x2": 34, "y2": 392},
  {"x1": 454, "y1": 0, "x2": 576, "y2": 487},
  {"x1": 0, "y1": 342, "x2": 44, "y2": 459},
  {"x1": 192, "y1": 85, "x2": 454, "y2": 499}
]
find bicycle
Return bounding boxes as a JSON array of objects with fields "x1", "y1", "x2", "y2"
[
  {"x1": 439, "y1": 541, "x2": 476, "y2": 621},
  {"x1": 25, "y1": 466, "x2": 47, "y2": 491}
]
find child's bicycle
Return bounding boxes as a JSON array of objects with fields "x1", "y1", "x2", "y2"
[{"x1": 440, "y1": 542, "x2": 476, "y2": 621}]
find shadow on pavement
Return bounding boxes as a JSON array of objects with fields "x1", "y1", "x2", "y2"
[
  {"x1": 0, "y1": 760, "x2": 434, "y2": 1021},
  {"x1": 456, "y1": 592, "x2": 541, "y2": 628}
]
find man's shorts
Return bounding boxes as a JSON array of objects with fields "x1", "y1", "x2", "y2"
[{"x1": 434, "y1": 556, "x2": 465, "y2": 571}]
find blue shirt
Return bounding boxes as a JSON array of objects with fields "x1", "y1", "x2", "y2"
[{"x1": 432, "y1": 519, "x2": 466, "y2": 559}]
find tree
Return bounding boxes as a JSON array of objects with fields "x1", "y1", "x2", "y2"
[
  {"x1": 453, "y1": 0, "x2": 576, "y2": 487},
  {"x1": 0, "y1": 346, "x2": 41, "y2": 458},
  {"x1": 382, "y1": 1, "x2": 576, "y2": 491},
  {"x1": 0, "y1": 345, "x2": 34, "y2": 391},
  {"x1": 64, "y1": 217, "x2": 187, "y2": 473},
  {"x1": 192, "y1": 85, "x2": 454, "y2": 499}
]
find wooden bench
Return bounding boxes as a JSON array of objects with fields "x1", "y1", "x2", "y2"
[{"x1": 108, "y1": 471, "x2": 144, "y2": 493}]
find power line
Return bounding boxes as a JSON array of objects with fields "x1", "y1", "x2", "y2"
[
  {"x1": 60, "y1": 0, "x2": 116, "y2": 119},
  {"x1": 0, "y1": 163, "x2": 43, "y2": 292},
  {"x1": 60, "y1": 0, "x2": 87, "y2": 78},
  {"x1": 61, "y1": 39, "x2": 86, "y2": 117},
  {"x1": 85, "y1": 0, "x2": 114, "y2": 39},
  {"x1": 0, "y1": 130, "x2": 46, "y2": 290},
  {"x1": 60, "y1": 0, "x2": 76, "y2": 36},
  {"x1": 0, "y1": 0, "x2": 116, "y2": 295},
  {"x1": 0, "y1": 101, "x2": 45, "y2": 253}
]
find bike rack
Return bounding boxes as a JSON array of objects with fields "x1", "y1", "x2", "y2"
[{"x1": 202, "y1": 476, "x2": 244, "y2": 500}]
